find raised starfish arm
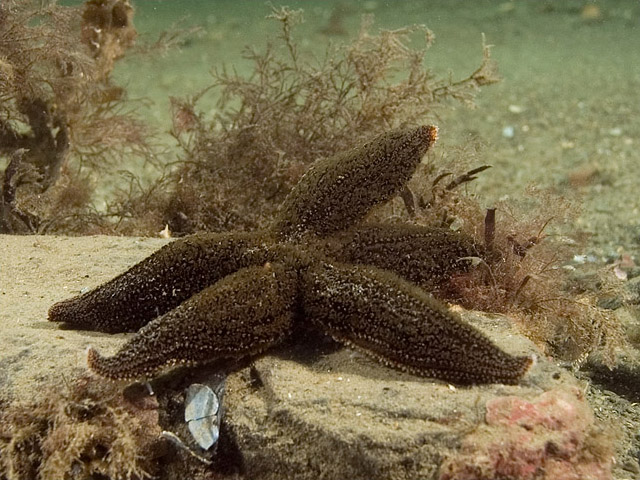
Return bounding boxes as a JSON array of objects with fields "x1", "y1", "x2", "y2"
[
  {"x1": 301, "y1": 262, "x2": 533, "y2": 385},
  {"x1": 49, "y1": 231, "x2": 275, "y2": 333},
  {"x1": 272, "y1": 125, "x2": 438, "y2": 239},
  {"x1": 86, "y1": 263, "x2": 297, "y2": 380},
  {"x1": 320, "y1": 223, "x2": 482, "y2": 295}
]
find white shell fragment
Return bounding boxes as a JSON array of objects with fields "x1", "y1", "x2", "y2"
[{"x1": 185, "y1": 383, "x2": 224, "y2": 450}]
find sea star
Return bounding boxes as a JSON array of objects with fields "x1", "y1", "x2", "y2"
[{"x1": 49, "y1": 125, "x2": 533, "y2": 384}]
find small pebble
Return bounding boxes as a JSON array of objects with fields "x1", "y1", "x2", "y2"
[
  {"x1": 502, "y1": 126, "x2": 515, "y2": 139},
  {"x1": 613, "y1": 265, "x2": 627, "y2": 280},
  {"x1": 572, "y1": 254, "x2": 598, "y2": 264},
  {"x1": 498, "y1": 2, "x2": 515, "y2": 13},
  {"x1": 581, "y1": 4, "x2": 603, "y2": 22},
  {"x1": 622, "y1": 459, "x2": 640, "y2": 474}
]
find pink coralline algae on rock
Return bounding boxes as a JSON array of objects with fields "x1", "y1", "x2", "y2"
[{"x1": 439, "y1": 387, "x2": 613, "y2": 480}]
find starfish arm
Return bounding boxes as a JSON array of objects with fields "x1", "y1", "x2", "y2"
[
  {"x1": 272, "y1": 125, "x2": 438, "y2": 239},
  {"x1": 320, "y1": 223, "x2": 482, "y2": 294},
  {"x1": 87, "y1": 263, "x2": 297, "y2": 380},
  {"x1": 49, "y1": 231, "x2": 275, "y2": 333},
  {"x1": 301, "y1": 262, "x2": 532, "y2": 385}
]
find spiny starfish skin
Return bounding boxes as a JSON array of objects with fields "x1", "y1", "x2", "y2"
[
  {"x1": 49, "y1": 231, "x2": 276, "y2": 333},
  {"x1": 302, "y1": 262, "x2": 532, "y2": 385},
  {"x1": 272, "y1": 125, "x2": 438, "y2": 239},
  {"x1": 87, "y1": 263, "x2": 297, "y2": 379},
  {"x1": 321, "y1": 223, "x2": 482, "y2": 295},
  {"x1": 49, "y1": 125, "x2": 533, "y2": 384}
]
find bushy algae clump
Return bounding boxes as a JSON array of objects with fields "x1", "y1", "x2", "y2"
[
  {"x1": 0, "y1": 376, "x2": 163, "y2": 480},
  {"x1": 0, "y1": 0, "x2": 152, "y2": 234},
  {"x1": 118, "y1": 6, "x2": 500, "y2": 236}
]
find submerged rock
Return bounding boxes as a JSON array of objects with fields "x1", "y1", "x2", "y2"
[{"x1": 219, "y1": 312, "x2": 611, "y2": 480}]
